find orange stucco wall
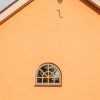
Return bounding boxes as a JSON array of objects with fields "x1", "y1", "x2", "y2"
[{"x1": 0, "y1": 0, "x2": 100, "y2": 100}]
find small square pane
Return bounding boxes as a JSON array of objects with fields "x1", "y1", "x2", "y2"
[
  {"x1": 37, "y1": 78, "x2": 42, "y2": 83},
  {"x1": 49, "y1": 78, "x2": 54, "y2": 83},
  {"x1": 55, "y1": 78, "x2": 60, "y2": 83},
  {"x1": 43, "y1": 78, "x2": 48, "y2": 83}
]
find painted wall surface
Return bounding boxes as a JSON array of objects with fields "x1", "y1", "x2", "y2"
[{"x1": 0, "y1": 0, "x2": 100, "y2": 100}]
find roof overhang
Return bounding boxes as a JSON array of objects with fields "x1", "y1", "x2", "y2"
[
  {"x1": 0, "y1": 0, "x2": 33, "y2": 24},
  {"x1": 88, "y1": 0, "x2": 100, "y2": 9}
]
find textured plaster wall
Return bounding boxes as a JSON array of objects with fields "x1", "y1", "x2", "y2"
[{"x1": 0, "y1": 0, "x2": 100, "y2": 100}]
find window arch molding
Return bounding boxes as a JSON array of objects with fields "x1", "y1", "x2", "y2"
[{"x1": 35, "y1": 62, "x2": 62, "y2": 87}]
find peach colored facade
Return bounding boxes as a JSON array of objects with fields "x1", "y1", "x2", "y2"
[{"x1": 0, "y1": 0, "x2": 100, "y2": 100}]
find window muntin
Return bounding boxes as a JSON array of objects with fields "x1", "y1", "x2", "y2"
[{"x1": 35, "y1": 63, "x2": 62, "y2": 86}]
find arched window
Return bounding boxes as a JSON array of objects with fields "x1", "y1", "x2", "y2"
[{"x1": 35, "y1": 63, "x2": 62, "y2": 87}]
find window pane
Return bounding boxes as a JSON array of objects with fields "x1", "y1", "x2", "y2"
[
  {"x1": 43, "y1": 74, "x2": 47, "y2": 77},
  {"x1": 49, "y1": 78, "x2": 54, "y2": 83},
  {"x1": 55, "y1": 78, "x2": 60, "y2": 83},
  {"x1": 49, "y1": 72, "x2": 53, "y2": 77},
  {"x1": 45, "y1": 72, "x2": 48, "y2": 76},
  {"x1": 41, "y1": 65, "x2": 48, "y2": 72},
  {"x1": 37, "y1": 70, "x2": 43, "y2": 77},
  {"x1": 49, "y1": 65, "x2": 55, "y2": 72},
  {"x1": 37, "y1": 78, "x2": 42, "y2": 83},
  {"x1": 54, "y1": 71, "x2": 60, "y2": 77},
  {"x1": 43, "y1": 78, "x2": 48, "y2": 83}
]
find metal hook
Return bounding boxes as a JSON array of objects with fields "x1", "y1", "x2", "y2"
[{"x1": 57, "y1": 9, "x2": 63, "y2": 18}]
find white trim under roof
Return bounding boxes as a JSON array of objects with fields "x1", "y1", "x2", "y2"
[
  {"x1": 88, "y1": 0, "x2": 100, "y2": 8},
  {"x1": 0, "y1": 0, "x2": 33, "y2": 24},
  {"x1": 0, "y1": 0, "x2": 17, "y2": 13}
]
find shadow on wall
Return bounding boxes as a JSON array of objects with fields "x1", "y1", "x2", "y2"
[
  {"x1": 80, "y1": 0, "x2": 100, "y2": 14},
  {"x1": 57, "y1": 0, "x2": 63, "y2": 4}
]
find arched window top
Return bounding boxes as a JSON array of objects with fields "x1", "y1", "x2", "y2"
[{"x1": 35, "y1": 63, "x2": 62, "y2": 87}]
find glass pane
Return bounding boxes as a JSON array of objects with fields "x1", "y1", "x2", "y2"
[
  {"x1": 0, "y1": 0, "x2": 17, "y2": 13},
  {"x1": 49, "y1": 72, "x2": 53, "y2": 77},
  {"x1": 37, "y1": 78, "x2": 42, "y2": 83},
  {"x1": 55, "y1": 78, "x2": 60, "y2": 83},
  {"x1": 45, "y1": 72, "x2": 48, "y2": 76},
  {"x1": 54, "y1": 71, "x2": 60, "y2": 77},
  {"x1": 37, "y1": 70, "x2": 43, "y2": 77},
  {"x1": 43, "y1": 74, "x2": 47, "y2": 77},
  {"x1": 49, "y1": 72, "x2": 52, "y2": 76},
  {"x1": 43, "y1": 78, "x2": 48, "y2": 83},
  {"x1": 49, "y1": 65, "x2": 55, "y2": 72},
  {"x1": 41, "y1": 65, "x2": 48, "y2": 72},
  {"x1": 49, "y1": 78, "x2": 54, "y2": 83}
]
